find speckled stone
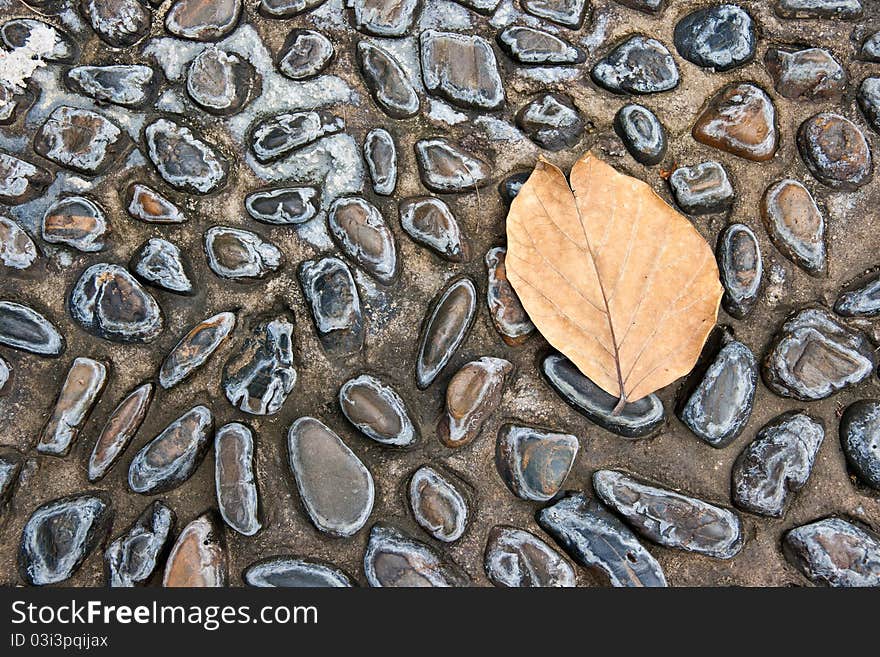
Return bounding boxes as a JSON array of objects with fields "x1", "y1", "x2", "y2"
[
  {"x1": 797, "y1": 113, "x2": 873, "y2": 190},
  {"x1": 160, "y1": 312, "x2": 235, "y2": 389},
  {"x1": 277, "y1": 29, "x2": 334, "y2": 80},
  {"x1": 0, "y1": 300, "x2": 64, "y2": 356},
  {"x1": 163, "y1": 512, "x2": 227, "y2": 587},
  {"x1": 484, "y1": 525, "x2": 575, "y2": 587},
  {"x1": 765, "y1": 47, "x2": 845, "y2": 101},
  {"x1": 88, "y1": 382, "x2": 154, "y2": 482},
  {"x1": 516, "y1": 93, "x2": 585, "y2": 151},
  {"x1": 717, "y1": 224, "x2": 762, "y2": 319},
  {"x1": 420, "y1": 30, "x2": 505, "y2": 110},
  {"x1": 105, "y1": 501, "x2": 174, "y2": 587},
  {"x1": 763, "y1": 307, "x2": 876, "y2": 401},
  {"x1": 0, "y1": 216, "x2": 37, "y2": 270},
  {"x1": 287, "y1": 417, "x2": 374, "y2": 537},
  {"x1": 416, "y1": 276, "x2": 477, "y2": 389},
  {"x1": 409, "y1": 465, "x2": 470, "y2": 542},
  {"x1": 674, "y1": 5, "x2": 756, "y2": 71},
  {"x1": 495, "y1": 424, "x2": 578, "y2": 501},
  {"x1": 363, "y1": 523, "x2": 469, "y2": 587},
  {"x1": 327, "y1": 197, "x2": 398, "y2": 285},
  {"x1": 783, "y1": 517, "x2": 880, "y2": 587},
  {"x1": 298, "y1": 256, "x2": 364, "y2": 356},
  {"x1": 339, "y1": 374, "x2": 418, "y2": 447},
  {"x1": 38, "y1": 357, "x2": 108, "y2": 457},
  {"x1": 399, "y1": 196, "x2": 468, "y2": 262},
  {"x1": 593, "y1": 470, "x2": 744, "y2": 559},
  {"x1": 537, "y1": 493, "x2": 667, "y2": 587},
  {"x1": 693, "y1": 83, "x2": 778, "y2": 162},
  {"x1": 215, "y1": 422, "x2": 262, "y2": 536},
  {"x1": 414, "y1": 138, "x2": 492, "y2": 193},
  {"x1": 243, "y1": 557, "x2": 353, "y2": 587},
  {"x1": 732, "y1": 411, "x2": 825, "y2": 517},
  {"x1": 761, "y1": 179, "x2": 826, "y2": 276},
  {"x1": 34, "y1": 106, "x2": 131, "y2": 175},
  {"x1": 438, "y1": 357, "x2": 512, "y2": 448},
  {"x1": 614, "y1": 103, "x2": 666, "y2": 165},
  {"x1": 669, "y1": 161, "x2": 734, "y2": 215},
  {"x1": 839, "y1": 400, "x2": 880, "y2": 490},
  {"x1": 592, "y1": 35, "x2": 679, "y2": 95}
]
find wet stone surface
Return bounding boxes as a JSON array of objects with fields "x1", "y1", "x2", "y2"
[
  {"x1": 160, "y1": 312, "x2": 235, "y2": 389},
  {"x1": 485, "y1": 247, "x2": 534, "y2": 345},
  {"x1": 81, "y1": 0, "x2": 151, "y2": 48},
  {"x1": 416, "y1": 276, "x2": 477, "y2": 389},
  {"x1": 66, "y1": 65, "x2": 156, "y2": 108},
  {"x1": 414, "y1": 138, "x2": 492, "y2": 193},
  {"x1": 277, "y1": 29, "x2": 334, "y2": 80},
  {"x1": 835, "y1": 272, "x2": 880, "y2": 317},
  {"x1": 0, "y1": 216, "x2": 37, "y2": 270},
  {"x1": 783, "y1": 517, "x2": 880, "y2": 587},
  {"x1": 522, "y1": 0, "x2": 589, "y2": 29},
  {"x1": 858, "y1": 77, "x2": 880, "y2": 134},
  {"x1": 363, "y1": 523, "x2": 469, "y2": 587},
  {"x1": 591, "y1": 35, "x2": 679, "y2": 95},
  {"x1": 42, "y1": 196, "x2": 108, "y2": 253},
  {"x1": 163, "y1": 512, "x2": 227, "y2": 587},
  {"x1": 765, "y1": 47, "x2": 845, "y2": 102},
  {"x1": 34, "y1": 106, "x2": 130, "y2": 175},
  {"x1": 496, "y1": 424, "x2": 578, "y2": 501},
  {"x1": 0, "y1": 301, "x2": 64, "y2": 356},
  {"x1": 483, "y1": 525, "x2": 575, "y2": 587},
  {"x1": 186, "y1": 48, "x2": 256, "y2": 115},
  {"x1": 420, "y1": 31, "x2": 505, "y2": 111},
  {"x1": 327, "y1": 197, "x2": 397, "y2": 284},
  {"x1": 439, "y1": 356, "x2": 513, "y2": 448},
  {"x1": 497, "y1": 26, "x2": 585, "y2": 66},
  {"x1": 245, "y1": 187, "x2": 318, "y2": 225},
  {"x1": 717, "y1": 223, "x2": 762, "y2": 319},
  {"x1": 105, "y1": 501, "x2": 174, "y2": 587},
  {"x1": 89, "y1": 382, "x2": 154, "y2": 482},
  {"x1": 0, "y1": 153, "x2": 52, "y2": 204},
  {"x1": 339, "y1": 374, "x2": 417, "y2": 447},
  {"x1": 166, "y1": 0, "x2": 242, "y2": 41},
  {"x1": 250, "y1": 111, "x2": 343, "y2": 164},
  {"x1": 145, "y1": 119, "x2": 228, "y2": 194},
  {"x1": 839, "y1": 400, "x2": 880, "y2": 490},
  {"x1": 357, "y1": 41, "x2": 420, "y2": 119},
  {"x1": 669, "y1": 161, "x2": 734, "y2": 215},
  {"x1": 205, "y1": 226, "x2": 282, "y2": 280},
  {"x1": 126, "y1": 184, "x2": 186, "y2": 224},
  {"x1": 364, "y1": 129, "x2": 397, "y2": 197},
  {"x1": 409, "y1": 465, "x2": 470, "y2": 542},
  {"x1": 215, "y1": 422, "x2": 262, "y2": 536},
  {"x1": 692, "y1": 83, "x2": 778, "y2": 162}
]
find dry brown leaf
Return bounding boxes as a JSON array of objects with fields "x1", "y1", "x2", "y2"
[{"x1": 506, "y1": 152, "x2": 723, "y2": 410}]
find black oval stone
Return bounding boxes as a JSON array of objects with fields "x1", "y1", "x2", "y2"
[
  {"x1": 0, "y1": 300, "x2": 64, "y2": 356},
  {"x1": 298, "y1": 256, "x2": 364, "y2": 356},
  {"x1": 673, "y1": 4, "x2": 756, "y2": 72},
  {"x1": 839, "y1": 400, "x2": 880, "y2": 489},
  {"x1": 614, "y1": 104, "x2": 667, "y2": 165},
  {"x1": 245, "y1": 187, "x2": 318, "y2": 225},
  {"x1": 416, "y1": 276, "x2": 477, "y2": 389},
  {"x1": 244, "y1": 557, "x2": 353, "y2": 587},
  {"x1": 717, "y1": 224, "x2": 762, "y2": 319}
]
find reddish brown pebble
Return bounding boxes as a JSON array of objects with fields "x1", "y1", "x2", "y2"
[
  {"x1": 163, "y1": 512, "x2": 227, "y2": 587},
  {"x1": 693, "y1": 83, "x2": 778, "y2": 162},
  {"x1": 438, "y1": 356, "x2": 513, "y2": 448}
]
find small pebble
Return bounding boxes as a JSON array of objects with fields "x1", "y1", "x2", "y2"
[
  {"x1": 484, "y1": 525, "x2": 575, "y2": 587},
  {"x1": 614, "y1": 103, "x2": 667, "y2": 165},
  {"x1": 186, "y1": 47, "x2": 256, "y2": 115},
  {"x1": 522, "y1": 0, "x2": 589, "y2": 29},
  {"x1": 165, "y1": 0, "x2": 241, "y2": 41},
  {"x1": 160, "y1": 312, "x2": 235, "y2": 390},
  {"x1": 357, "y1": 41, "x2": 420, "y2": 119},
  {"x1": 775, "y1": 0, "x2": 863, "y2": 20},
  {"x1": 126, "y1": 184, "x2": 186, "y2": 224},
  {"x1": 409, "y1": 465, "x2": 470, "y2": 542},
  {"x1": 496, "y1": 26, "x2": 585, "y2": 65},
  {"x1": 205, "y1": 226, "x2": 282, "y2": 280},
  {"x1": 298, "y1": 256, "x2": 364, "y2": 356},
  {"x1": 250, "y1": 111, "x2": 343, "y2": 164},
  {"x1": 105, "y1": 501, "x2": 174, "y2": 587},
  {"x1": 66, "y1": 65, "x2": 156, "y2": 108},
  {"x1": 350, "y1": 0, "x2": 419, "y2": 37},
  {"x1": 416, "y1": 276, "x2": 477, "y2": 389},
  {"x1": 485, "y1": 247, "x2": 535, "y2": 345},
  {"x1": 516, "y1": 93, "x2": 585, "y2": 151},
  {"x1": 592, "y1": 35, "x2": 679, "y2": 95},
  {"x1": 328, "y1": 197, "x2": 398, "y2": 284},
  {"x1": 145, "y1": 118, "x2": 227, "y2": 194},
  {"x1": 363, "y1": 523, "x2": 469, "y2": 587},
  {"x1": 693, "y1": 83, "x2": 778, "y2": 162},
  {"x1": 0, "y1": 300, "x2": 64, "y2": 356},
  {"x1": 364, "y1": 129, "x2": 397, "y2": 197},
  {"x1": 765, "y1": 47, "x2": 845, "y2": 101},
  {"x1": 420, "y1": 30, "x2": 505, "y2": 110},
  {"x1": 0, "y1": 216, "x2": 38, "y2": 270},
  {"x1": 717, "y1": 223, "x2": 762, "y2": 319},
  {"x1": 761, "y1": 179, "x2": 826, "y2": 276},
  {"x1": 414, "y1": 138, "x2": 492, "y2": 193},
  {"x1": 88, "y1": 382, "x2": 154, "y2": 482},
  {"x1": 797, "y1": 113, "x2": 873, "y2": 190},
  {"x1": 245, "y1": 187, "x2": 318, "y2": 225},
  {"x1": 35, "y1": 106, "x2": 130, "y2": 175},
  {"x1": 495, "y1": 424, "x2": 578, "y2": 501},
  {"x1": 81, "y1": 0, "x2": 151, "y2": 47},
  {"x1": 339, "y1": 374, "x2": 417, "y2": 447},
  {"x1": 131, "y1": 238, "x2": 194, "y2": 294},
  {"x1": 438, "y1": 356, "x2": 512, "y2": 448},
  {"x1": 399, "y1": 196, "x2": 468, "y2": 262},
  {"x1": 277, "y1": 29, "x2": 334, "y2": 80},
  {"x1": 669, "y1": 161, "x2": 734, "y2": 215},
  {"x1": 839, "y1": 400, "x2": 880, "y2": 489},
  {"x1": 163, "y1": 512, "x2": 227, "y2": 587},
  {"x1": 835, "y1": 272, "x2": 880, "y2": 317},
  {"x1": 674, "y1": 4, "x2": 756, "y2": 71},
  {"x1": 244, "y1": 557, "x2": 353, "y2": 587},
  {"x1": 0, "y1": 153, "x2": 52, "y2": 205},
  {"x1": 41, "y1": 196, "x2": 108, "y2": 252},
  {"x1": 857, "y1": 77, "x2": 880, "y2": 134},
  {"x1": 215, "y1": 422, "x2": 262, "y2": 536},
  {"x1": 783, "y1": 517, "x2": 880, "y2": 587}
]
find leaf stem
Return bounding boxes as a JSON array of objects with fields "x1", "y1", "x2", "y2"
[{"x1": 611, "y1": 395, "x2": 626, "y2": 416}]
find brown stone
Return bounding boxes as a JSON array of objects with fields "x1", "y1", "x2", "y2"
[
  {"x1": 165, "y1": 0, "x2": 241, "y2": 41},
  {"x1": 485, "y1": 246, "x2": 535, "y2": 345},
  {"x1": 438, "y1": 356, "x2": 513, "y2": 448},
  {"x1": 797, "y1": 113, "x2": 873, "y2": 190},
  {"x1": 38, "y1": 357, "x2": 108, "y2": 457},
  {"x1": 163, "y1": 512, "x2": 227, "y2": 587},
  {"x1": 764, "y1": 47, "x2": 845, "y2": 101},
  {"x1": 761, "y1": 179, "x2": 826, "y2": 276},
  {"x1": 693, "y1": 83, "x2": 778, "y2": 162},
  {"x1": 88, "y1": 383, "x2": 153, "y2": 482}
]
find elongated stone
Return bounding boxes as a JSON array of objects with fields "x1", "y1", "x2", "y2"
[
  {"x1": 0, "y1": 301, "x2": 63, "y2": 356},
  {"x1": 592, "y1": 36, "x2": 679, "y2": 95},
  {"x1": 364, "y1": 129, "x2": 397, "y2": 196},
  {"x1": 414, "y1": 139, "x2": 492, "y2": 193},
  {"x1": 287, "y1": 417, "x2": 374, "y2": 537},
  {"x1": 339, "y1": 374, "x2": 417, "y2": 447},
  {"x1": 298, "y1": 257, "x2": 364, "y2": 356},
  {"x1": 693, "y1": 83, "x2": 778, "y2": 162},
  {"x1": 542, "y1": 353, "x2": 665, "y2": 438},
  {"x1": 409, "y1": 465, "x2": 469, "y2": 542},
  {"x1": 496, "y1": 424, "x2": 578, "y2": 501},
  {"x1": 1, "y1": 18, "x2": 77, "y2": 63},
  {"x1": 244, "y1": 557, "x2": 353, "y2": 587},
  {"x1": 516, "y1": 93, "x2": 585, "y2": 151},
  {"x1": 775, "y1": 0, "x2": 863, "y2": 19},
  {"x1": 485, "y1": 247, "x2": 534, "y2": 345},
  {"x1": 327, "y1": 197, "x2": 397, "y2": 284},
  {"x1": 245, "y1": 187, "x2": 318, "y2": 225},
  {"x1": 364, "y1": 523, "x2": 469, "y2": 587},
  {"x1": 593, "y1": 470, "x2": 744, "y2": 559},
  {"x1": 278, "y1": 29, "x2": 334, "y2": 80},
  {"x1": 522, "y1": 0, "x2": 588, "y2": 28},
  {"x1": 42, "y1": 196, "x2": 108, "y2": 252},
  {"x1": 417, "y1": 277, "x2": 477, "y2": 389},
  {"x1": 678, "y1": 340, "x2": 757, "y2": 448},
  {"x1": 439, "y1": 357, "x2": 512, "y2": 448},
  {"x1": 400, "y1": 197, "x2": 468, "y2": 262},
  {"x1": 674, "y1": 5, "x2": 755, "y2": 71},
  {"x1": 669, "y1": 161, "x2": 734, "y2": 215},
  {"x1": 717, "y1": 224, "x2": 762, "y2": 319},
  {"x1": 840, "y1": 400, "x2": 880, "y2": 490},
  {"x1": 259, "y1": 0, "x2": 327, "y2": 16},
  {"x1": 765, "y1": 47, "x2": 845, "y2": 101},
  {"x1": 163, "y1": 512, "x2": 227, "y2": 587},
  {"x1": 165, "y1": 0, "x2": 241, "y2": 41},
  {"x1": 835, "y1": 272, "x2": 880, "y2": 317},
  {"x1": 484, "y1": 525, "x2": 575, "y2": 588},
  {"x1": 35, "y1": 106, "x2": 130, "y2": 175},
  {"x1": 215, "y1": 423, "x2": 261, "y2": 536},
  {"x1": 0, "y1": 216, "x2": 38, "y2": 270},
  {"x1": 0, "y1": 451, "x2": 22, "y2": 512},
  {"x1": 160, "y1": 312, "x2": 235, "y2": 390},
  {"x1": 732, "y1": 411, "x2": 825, "y2": 517},
  {"x1": 763, "y1": 307, "x2": 875, "y2": 400},
  {"x1": 761, "y1": 179, "x2": 826, "y2": 276},
  {"x1": 614, "y1": 104, "x2": 666, "y2": 165},
  {"x1": 357, "y1": 41, "x2": 420, "y2": 119},
  {"x1": 89, "y1": 382, "x2": 153, "y2": 482},
  {"x1": 223, "y1": 316, "x2": 296, "y2": 415},
  {"x1": 131, "y1": 238, "x2": 193, "y2": 294},
  {"x1": 859, "y1": 77, "x2": 880, "y2": 134},
  {"x1": 205, "y1": 226, "x2": 281, "y2": 280},
  {"x1": 783, "y1": 518, "x2": 880, "y2": 587},
  {"x1": 186, "y1": 47, "x2": 255, "y2": 114},
  {"x1": 105, "y1": 501, "x2": 174, "y2": 587},
  {"x1": 537, "y1": 493, "x2": 667, "y2": 587},
  {"x1": 128, "y1": 406, "x2": 213, "y2": 494},
  {"x1": 145, "y1": 119, "x2": 227, "y2": 194},
  {"x1": 38, "y1": 357, "x2": 108, "y2": 457},
  {"x1": 497, "y1": 26, "x2": 585, "y2": 65},
  {"x1": 420, "y1": 31, "x2": 504, "y2": 110},
  {"x1": 250, "y1": 111, "x2": 344, "y2": 164},
  {"x1": 80, "y1": 0, "x2": 151, "y2": 48},
  {"x1": 0, "y1": 153, "x2": 51, "y2": 204},
  {"x1": 126, "y1": 184, "x2": 186, "y2": 224},
  {"x1": 797, "y1": 113, "x2": 873, "y2": 190},
  {"x1": 19, "y1": 493, "x2": 113, "y2": 586},
  {"x1": 350, "y1": 0, "x2": 419, "y2": 37},
  {"x1": 69, "y1": 263, "x2": 164, "y2": 343},
  {"x1": 66, "y1": 65, "x2": 155, "y2": 108}
]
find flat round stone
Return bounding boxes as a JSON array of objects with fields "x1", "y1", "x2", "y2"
[
  {"x1": 420, "y1": 30, "x2": 505, "y2": 110},
  {"x1": 128, "y1": 405, "x2": 214, "y2": 494},
  {"x1": 364, "y1": 129, "x2": 397, "y2": 197},
  {"x1": 339, "y1": 374, "x2": 417, "y2": 447},
  {"x1": 126, "y1": 184, "x2": 186, "y2": 224},
  {"x1": 693, "y1": 83, "x2": 778, "y2": 162},
  {"x1": 37, "y1": 357, "x2": 108, "y2": 457},
  {"x1": 732, "y1": 411, "x2": 825, "y2": 518},
  {"x1": 438, "y1": 357, "x2": 513, "y2": 448},
  {"x1": 131, "y1": 238, "x2": 194, "y2": 294},
  {"x1": 765, "y1": 47, "x2": 845, "y2": 101},
  {"x1": 165, "y1": 0, "x2": 241, "y2": 41},
  {"x1": 88, "y1": 382, "x2": 153, "y2": 482},
  {"x1": 669, "y1": 161, "x2": 734, "y2": 215},
  {"x1": 105, "y1": 501, "x2": 174, "y2": 587},
  {"x1": 160, "y1": 311, "x2": 236, "y2": 389},
  {"x1": 186, "y1": 47, "x2": 256, "y2": 114},
  {"x1": 516, "y1": 93, "x2": 585, "y2": 151},
  {"x1": 592, "y1": 35, "x2": 679, "y2": 95},
  {"x1": 216, "y1": 422, "x2": 261, "y2": 536},
  {"x1": 840, "y1": 400, "x2": 880, "y2": 489},
  {"x1": 357, "y1": 41, "x2": 420, "y2": 119},
  {"x1": 327, "y1": 197, "x2": 397, "y2": 285},
  {"x1": 416, "y1": 277, "x2": 477, "y2": 389},
  {"x1": 614, "y1": 103, "x2": 666, "y2": 165},
  {"x1": 163, "y1": 512, "x2": 227, "y2": 587},
  {"x1": 409, "y1": 465, "x2": 469, "y2": 542},
  {"x1": 593, "y1": 470, "x2": 744, "y2": 559},
  {"x1": 763, "y1": 307, "x2": 876, "y2": 400},
  {"x1": 69, "y1": 263, "x2": 164, "y2": 343},
  {"x1": 485, "y1": 247, "x2": 534, "y2": 345},
  {"x1": 835, "y1": 272, "x2": 880, "y2": 317},
  {"x1": 205, "y1": 226, "x2": 281, "y2": 280},
  {"x1": 145, "y1": 119, "x2": 227, "y2": 194},
  {"x1": 414, "y1": 138, "x2": 492, "y2": 193},
  {"x1": 0, "y1": 300, "x2": 64, "y2": 356},
  {"x1": 495, "y1": 424, "x2": 579, "y2": 501},
  {"x1": 244, "y1": 557, "x2": 353, "y2": 587},
  {"x1": 0, "y1": 215, "x2": 38, "y2": 270},
  {"x1": 497, "y1": 26, "x2": 585, "y2": 65},
  {"x1": 797, "y1": 113, "x2": 873, "y2": 190},
  {"x1": 19, "y1": 493, "x2": 112, "y2": 586},
  {"x1": 298, "y1": 256, "x2": 364, "y2": 356},
  {"x1": 542, "y1": 353, "x2": 665, "y2": 438},
  {"x1": 674, "y1": 5, "x2": 755, "y2": 71},
  {"x1": 522, "y1": 0, "x2": 589, "y2": 28},
  {"x1": 484, "y1": 525, "x2": 576, "y2": 587},
  {"x1": 41, "y1": 196, "x2": 108, "y2": 253},
  {"x1": 245, "y1": 187, "x2": 318, "y2": 225},
  {"x1": 363, "y1": 523, "x2": 469, "y2": 587},
  {"x1": 761, "y1": 179, "x2": 826, "y2": 276},
  {"x1": 783, "y1": 517, "x2": 880, "y2": 587},
  {"x1": 81, "y1": 0, "x2": 151, "y2": 48},
  {"x1": 34, "y1": 106, "x2": 130, "y2": 175},
  {"x1": 399, "y1": 196, "x2": 468, "y2": 262},
  {"x1": 278, "y1": 29, "x2": 334, "y2": 80},
  {"x1": 717, "y1": 223, "x2": 762, "y2": 319},
  {"x1": 287, "y1": 417, "x2": 374, "y2": 537},
  {"x1": 66, "y1": 65, "x2": 156, "y2": 108}
]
